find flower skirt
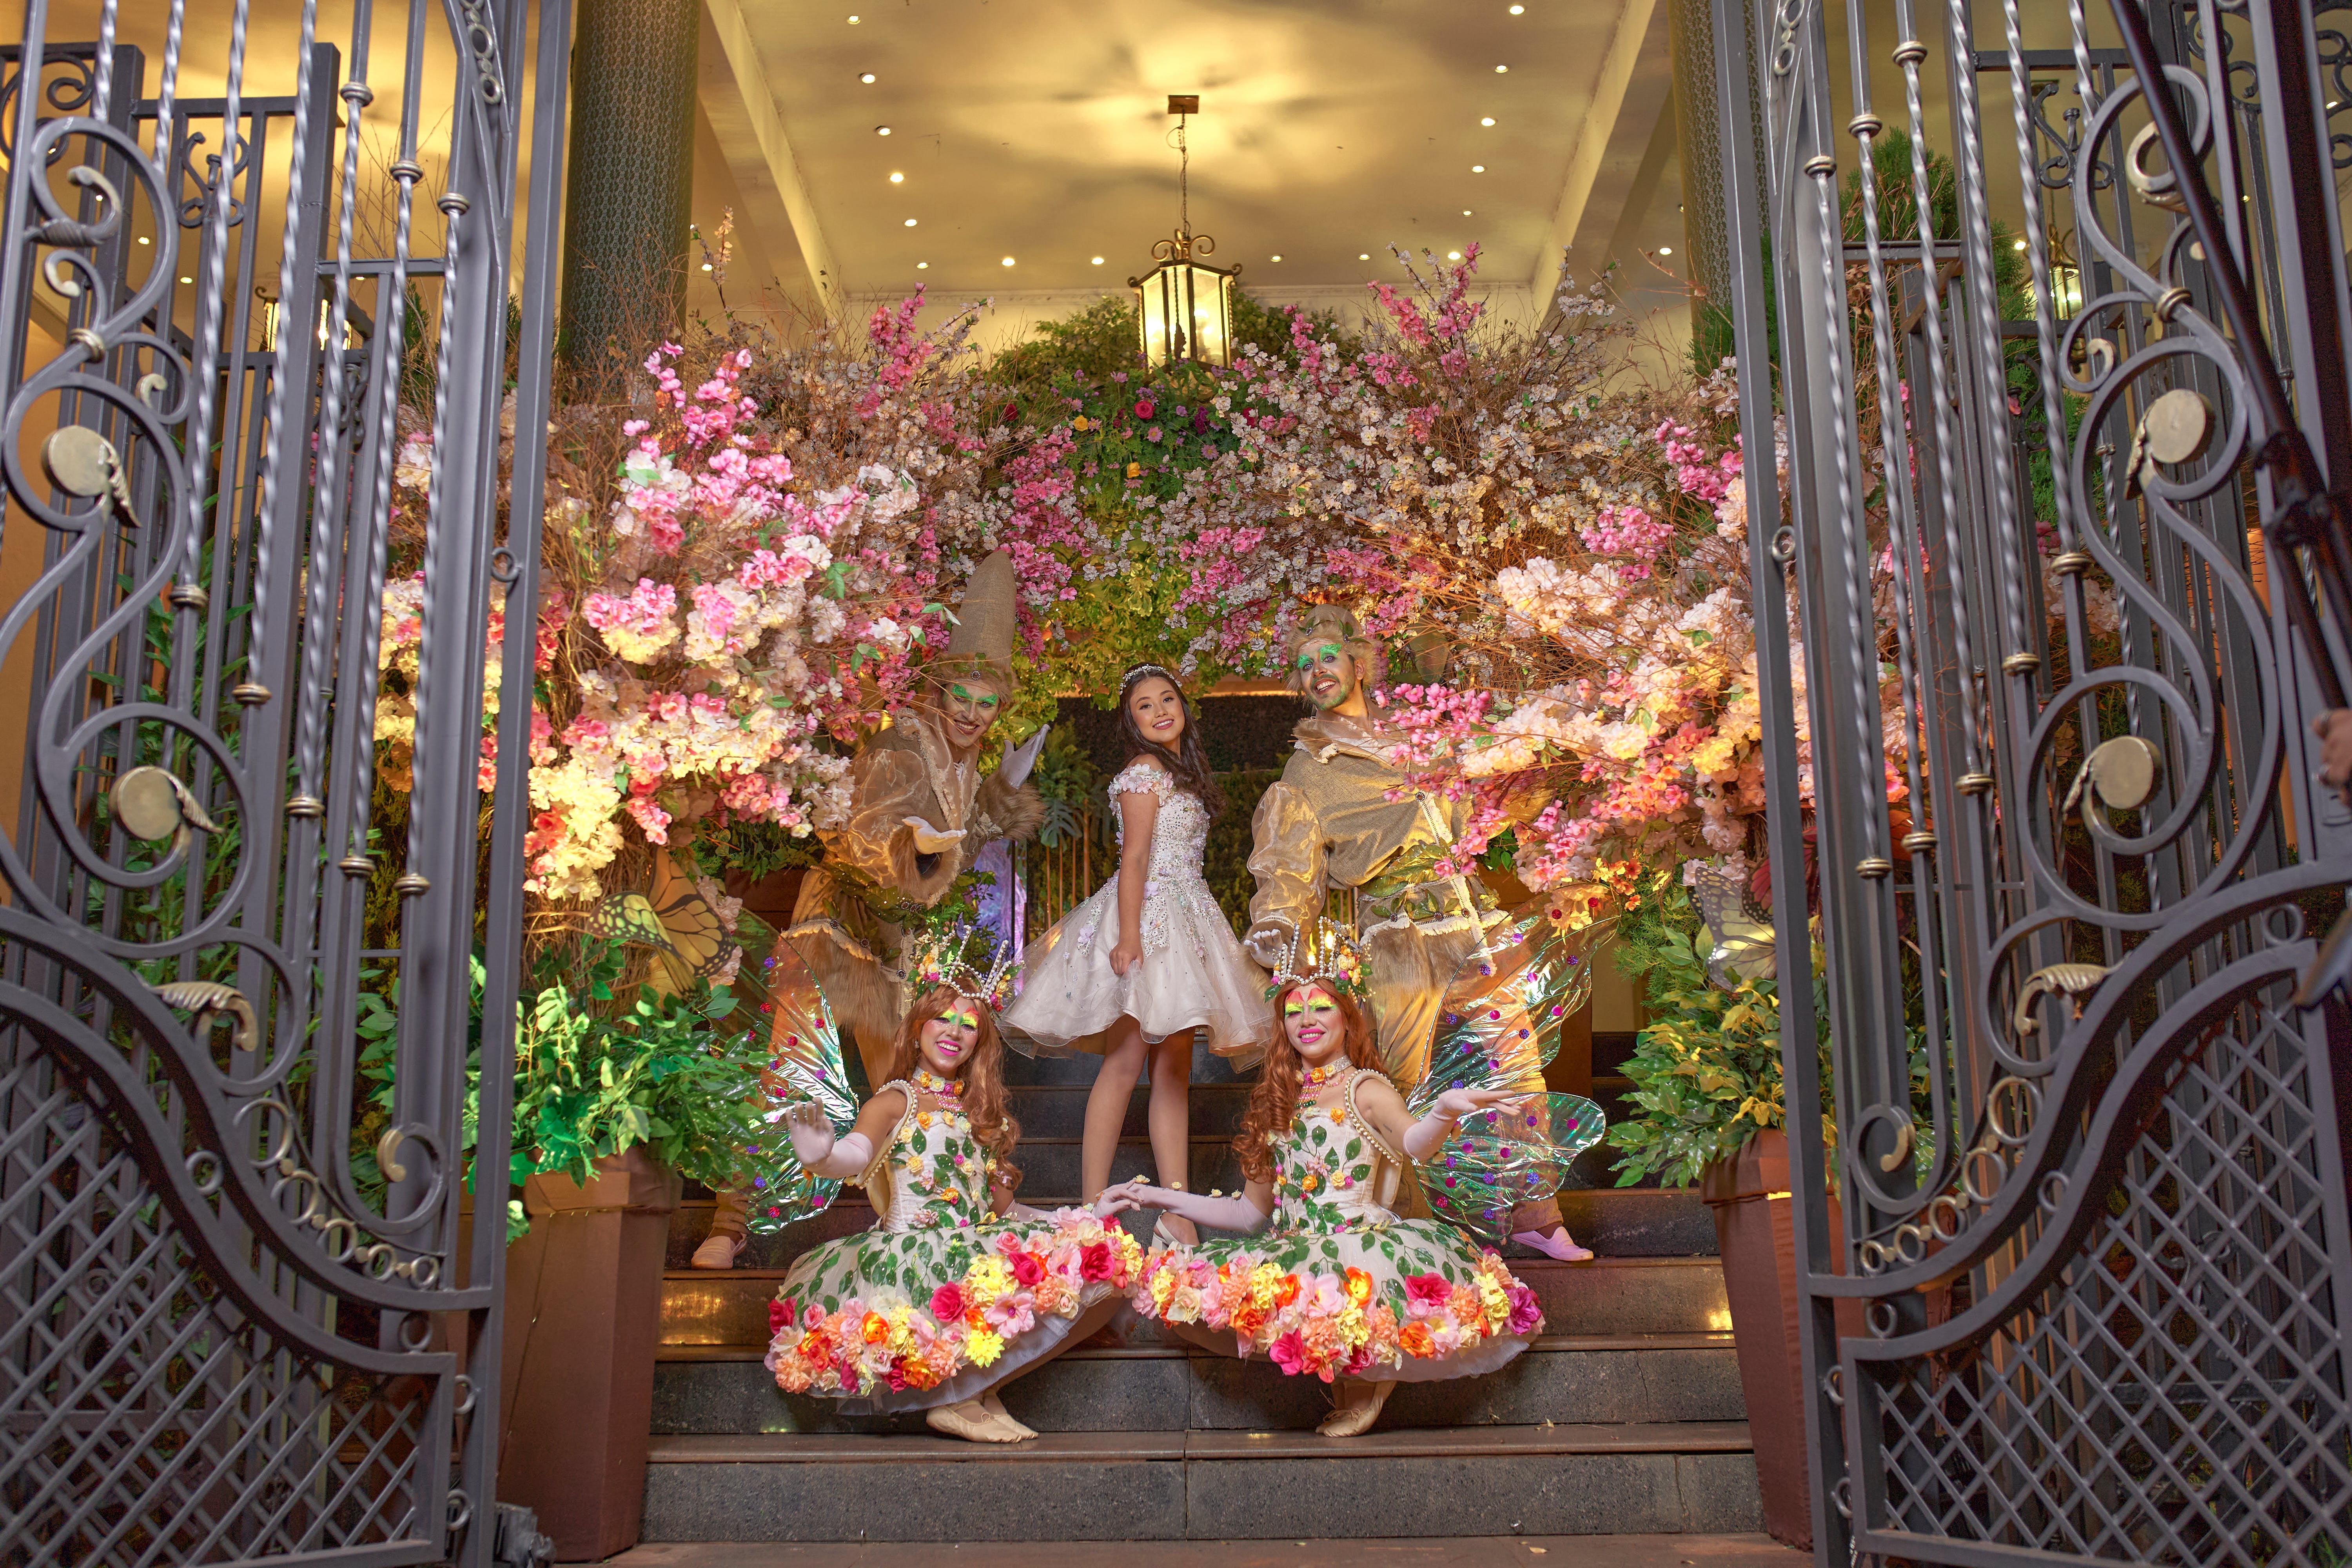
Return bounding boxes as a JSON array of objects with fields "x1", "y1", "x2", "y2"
[
  {"x1": 1130, "y1": 1220, "x2": 1541, "y2": 1384},
  {"x1": 765, "y1": 1209, "x2": 1145, "y2": 1414}
]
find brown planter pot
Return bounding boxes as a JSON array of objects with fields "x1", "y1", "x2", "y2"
[
  {"x1": 495, "y1": 1149, "x2": 682, "y2": 1563},
  {"x1": 1699, "y1": 1129, "x2": 1864, "y2": 1553}
]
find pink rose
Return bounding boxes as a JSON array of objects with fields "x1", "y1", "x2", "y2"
[
  {"x1": 1404, "y1": 1272, "x2": 1453, "y2": 1309},
  {"x1": 1269, "y1": 1330, "x2": 1309, "y2": 1377},
  {"x1": 929, "y1": 1283, "x2": 965, "y2": 1322},
  {"x1": 1134, "y1": 399, "x2": 1155, "y2": 419},
  {"x1": 770, "y1": 1299, "x2": 796, "y2": 1334},
  {"x1": 1010, "y1": 1250, "x2": 1044, "y2": 1287},
  {"x1": 1507, "y1": 1285, "x2": 1543, "y2": 1336},
  {"x1": 1080, "y1": 1241, "x2": 1113, "y2": 1282}
]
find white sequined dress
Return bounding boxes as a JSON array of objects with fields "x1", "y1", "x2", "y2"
[{"x1": 1000, "y1": 762, "x2": 1274, "y2": 1063}]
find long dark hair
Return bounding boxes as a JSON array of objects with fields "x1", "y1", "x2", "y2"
[
  {"x1": 1114, "y1": 667, "x2": 1225, "y2": 818},
  {"x1": 1234, "y1": 982, "x2": 1380, "y2": 1183},
  {"x1": 886, "y1": 985, "x2": 1022, "y2": 1189}
]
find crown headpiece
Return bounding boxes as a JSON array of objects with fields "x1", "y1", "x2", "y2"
[
  {"x1": 1263, "y1": 918, "x2": 1370, "y2": 1002},
  {"x1": 1121, "y1": 662, "x2": 1179, "y2": 690},
  {"x1": 899, "y1": 917, "x2": 1021, "y2": 1010}
]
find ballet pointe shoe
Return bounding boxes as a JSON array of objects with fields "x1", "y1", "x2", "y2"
[
  {"x1": 926, "y1": 1399, "x2": 1024, "y2": 1443},
  {"x1": 981, "y1": 1390, "x2": 1036, "y2": 1439},
  {"x1": 689, "y1": 1231, "x2": 747, "y2": 1270},
  {"x1": 1148, "y1": 1213, "x2": 1198, "y2": 1250},
  {"x1": 1512, "y1": 1225, "x2": 1593, "y2": 1263},
  {"x1": 1317, "y1": 1379, "x2": 1397, "y2": 1437}
]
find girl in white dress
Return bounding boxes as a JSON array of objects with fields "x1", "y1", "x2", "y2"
[{"x1": 1000, "y1": 666, "x2": 1276, "y2": 1232}]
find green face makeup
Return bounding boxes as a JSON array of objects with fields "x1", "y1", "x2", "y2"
[
  {"x1": 1297, "y1": 642, "x2": 1352, "y2": 708},
  {"x1": 936, "y1": 1008, "x2": 979, "y2": 1033}
]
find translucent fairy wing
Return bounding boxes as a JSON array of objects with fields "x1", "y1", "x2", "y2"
[
  {"x1": 1690, "y1": 865, "x2": 1777, "y2": 990},
  {"x1": 1417, "y1": 1092, "x2": 1606, "y2": 1245},
  {"x1": 1405, "y1": 905, "x2": 1605, "y2": 1114},
  {"x1": 724, "y1": 935, "x2": 860, "y2": 1235}
]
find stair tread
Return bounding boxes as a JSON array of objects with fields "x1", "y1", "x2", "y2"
[
  {"x1": 650, "y1": 1420, "x2": 1754, "y2": 1465},
  {"x1": 658, "y1": 1330, "x2": 1737, "y2": 1361}
]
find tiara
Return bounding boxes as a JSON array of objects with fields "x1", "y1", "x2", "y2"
[
  {"x1": 899, "y1": 917, "x2": 1021, "y2": 1010},
  {"x1": 1121, "y1": 662, "x2": 1179, "y2": 690},
  {"x1": 1263, "y1": 918, "x2": 1370, "y2": 1001}
]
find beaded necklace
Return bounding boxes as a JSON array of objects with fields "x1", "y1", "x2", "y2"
[{"x1": 913, "y1": 1066, "x2": 964, "y2": 1106}]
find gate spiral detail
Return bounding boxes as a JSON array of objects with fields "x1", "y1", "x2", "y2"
[
  {"x1": 0, "y1": 4, "x2": 569, "y2": 1564},
  {"x1": 1708, "y1": 0, "x2": 2352, "y2": 1562}
]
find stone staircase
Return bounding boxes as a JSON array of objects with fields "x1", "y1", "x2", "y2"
[{"x1": 639, "y1": 1048, "x2": 1757, "y2": 1542}]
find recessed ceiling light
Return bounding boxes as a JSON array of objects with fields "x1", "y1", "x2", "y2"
[
  {"x1": 1002, "y1": 256, "x2": 1015, "y2": 266},
  {"x1": 1657, "y1": 247, "x2": 1672, "y2": 256},
  {"x1": 137, "y1": 236, "x2": 150, "y2": 245},
  {"x1": 1272, "y1": 254, "x2": 1283, "y2": 261},
  {"x1": 848, "y1": 12, "x2": 859, "y2": 20},
  {"x1": 1472, "y1": 164, "x2": 1485, "y2": 172},
  {"x1": 904, "y1": 218, "x2": 918, "y2": 226},
  {"x1": 1510, "y1": 3, "x2": 1525, "y2": 11},
  {"x1": 1495, "y1": 64, "x2": 1509, "y2": 73},
  {"x1": 876, "y1": 125, "x2": 891, "y2": 135},
  {"x1": 1481, "y1": 117, "x2": 1495, "y2": 127},
  {"x1": 1462, "y1": 209, "x2": 1473, "y2": 216},
  {"x1": 2013, "y1": 238, "x2": 2027, "y2": 250},
  {"x1": 917, "y1": 261, "x2": 928, "y2": 269},
  {"x1": 1091, "y1": 256, "x2": 1105, "y2": 265},
  {"x1": 1359, "y1": 253, "x2": 1370, "y2": 260},
  {"x1": 860, "y1": 73, "x2": 876, "y2": 83},
  {"x1": 701, "y1": 261, "x2": 714, "y2": 271},
  {"x1": 1448, "y1": 250, "x2": 1462, "y2": 260},
  {"x1": 179, "y1": 276, "x2": 192, "y2": 283},
  {"x1": 889, "y1": 172, "x2": 904, "y2": 183}
]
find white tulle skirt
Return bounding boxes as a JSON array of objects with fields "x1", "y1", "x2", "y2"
[{"x1": 1000, "y1": 871, "x2": 1274, "y2": 1064}]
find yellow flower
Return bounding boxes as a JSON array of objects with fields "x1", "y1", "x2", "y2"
[
  {"x1": 1150, "y1": 1267, "x2": 1180, "y2": 1314},
  {"x1": 1337, "y1": 1305, "x2": 1370, "y2": 1349},
  {"x1": 1479, "y1": 1276, "x2": 1511, "y2": 1332},
  {"x1": 1124, "y1": 461, "x2": 1141, "y2": 477},
  {"x1": 963, "y1": 1256, "x2": 1014, "y2": 1308},
  {"x1": 1073, "y1": 416, "x2": 1091, "y2": 431},
  {"x1": 965, "y1": 1328, "x2": 1005, "y2": 1367},
  {"x1": 1247, "y1": 1262, "x2": 1282, "y2": 1313}
]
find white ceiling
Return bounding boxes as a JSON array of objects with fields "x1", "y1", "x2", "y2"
[{"x1": 693, "y1": 0, "x2": 1692, "y2": 345}]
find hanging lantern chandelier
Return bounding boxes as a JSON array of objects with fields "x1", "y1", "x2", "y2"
[{"x1": 1130, "y1": 94, "x2": 1239, "y2": 371}]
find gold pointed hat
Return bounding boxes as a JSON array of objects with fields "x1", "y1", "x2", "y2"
[{"x1": 936, "y1": 548, "x2": 1016, "y2": 693}]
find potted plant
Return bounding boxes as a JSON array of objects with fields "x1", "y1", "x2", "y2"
[
  {"x1": 356, "y1": 937, "x2": 768, "y2": 1562},
  {"x1": 1605, "y1": 871, "x2": 1842, "y2": 1552}
]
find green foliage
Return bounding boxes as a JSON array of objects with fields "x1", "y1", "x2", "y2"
[
  {"x1": 1605, "y1": 875, "x2": 1816, "y2": 1189},
  {"x1": 1029, "y1": 728, "x2": 1103, "y2": 848},
  {"x1": 1201, "y1": 768, "x2": 1282, "y2": 932},
  {"x1": 677, "y1": 816, "x2": 825, "y2": 882}
]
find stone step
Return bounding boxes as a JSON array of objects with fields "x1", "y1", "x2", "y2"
[
  {"x1": 658, "y1": 1255, "x2": 1730, "y2": 1348},
  {"x1": 652, "y1": 1332, "x2": 1742, "y2": 1436},
  {"x1": 1005, "y1": 1082, "x2": 1252, "y2": 1139},
  {"x1": 640, "y1": 1423, "x2": 1762, "y2": 1541}
]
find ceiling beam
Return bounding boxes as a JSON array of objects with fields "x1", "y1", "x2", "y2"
[
  {"x1": 701, "y1": 0, "x2": 844, "y2": 316},
  {"x1": 1528, "y1": 0, "x2": 1673, "y2": 300}
]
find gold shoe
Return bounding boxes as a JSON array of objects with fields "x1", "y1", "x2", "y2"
[
  {"x1": 925, "y1": 1400, "x2": 1023, "y2": 1443},
  {"x1": 1316, "y1": 1379, "x2": 1397, "y2": 1437},
  {"x1": 688, "y1": 1232, "x2": 746, "y2": 1270}
]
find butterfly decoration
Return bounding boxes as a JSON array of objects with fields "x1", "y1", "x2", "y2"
[
  {"x1": 1403, "y1": 906, "x2": 1607, "y2": 1246},
  {"x1": 588, "y1": 858, "x2": 746, "y2": 994},
  {"x1": 1689, "y1": 863, "x2": 1776, "y2": 991},
  {"x1": 726, "y1": 935, "x2": 860, "y2": 1235},
  {"x1": 583, "y1": 891, "x2": 675, "y2": 953}
]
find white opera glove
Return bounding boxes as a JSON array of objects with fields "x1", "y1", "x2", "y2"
[
  {"x1": 786, "y1": 1103, "x2": 872, "y2": 1180},
  {"x1": 1401, "y1": 1087, "x2": 1526, "y2": 1162},
  {"x1": 1000, "y1": 726, "x2": 1050, "y2": 791},
  {"x1": 903, "y1": 817, "x2": 966, "y2": 855},
  {"x1": 1096, "y1": 1178, "x2": 1269, "y2": 1234}
]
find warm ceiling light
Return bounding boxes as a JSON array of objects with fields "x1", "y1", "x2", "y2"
[
  {"x1": 701, "y1": 261, "x2": 714, "y2": 271},
  {"x1": 1510, "y1": 3, "x2": 1525, "y2": 11},
  {"x1": 876, "y1": 125, "x2": 891, "y2": 134},
  {"x1": 848, "y1": 12, "x2": 860, "y2": 19},
  {"x1": 1448, "y1": 250, "x2": 1462, "y2": 260},
  {"x1": 137, "y1": 236, "x2": 150, "y2": 245},
  {"x1": 1002, "y1": 256, "x2": 1015, "y2": 266},
  {"x1": 1481, "y1": 117, "x2": 1495, "y2": 126},
  {"x1": 1462, "y1": 209, "x2": 1473, "y2": 216},
  {"x1": 904, "y1": 218, "x2": 918, "y2": 226},
  {"x1": 179, "y1": 276, "x2": 192, "y2": 283},
  {"x1": 917, "y1": 261, "x2": 928, "y2": 269},
  {"x1": 889, "y1": 171, "x2": 904, "y2": 183},
  {"x1": 1131, "y1": 97, "x2": 1238, "y2": 370},
  {"x1": 1495, "y1": 64, "x2": 1509, "y2": 73},
  {"x1": 1657, "y1": 246, "x2": 1672, "y2": 256},
  {"x1": 1471, "y1": 164, "x2": 1485, "y2": 172},
  {"x1": 1271, "y1": 254, "x2": 1283, "y2": 261},
  {"x1": 860, "y1": 73, "x2": 877, "y2": 83},
  {"x1": 2013, "y1": 238, "x2": 2027, "y2": 250},
  {"x1": 1359, "y1": 253, "x2": 1370, "y2": 260},
  {"x1": 1091, "y1": 256, "x2": 1105, "y2": 264}
]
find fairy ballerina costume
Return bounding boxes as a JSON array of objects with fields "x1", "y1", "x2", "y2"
[
  {"x1": 746, "y1": 924, "x2": 1142, "y2": 1440},
  {"x1": 1100, "y1": 922, "x2": 1602, "y2": 1435}
]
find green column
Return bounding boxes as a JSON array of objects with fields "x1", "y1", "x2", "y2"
[{"x1": 559, "y1": 0, "x2": 700, "y2": 385}]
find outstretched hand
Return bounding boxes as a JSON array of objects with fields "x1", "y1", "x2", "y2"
[
  {"x1": 784, "y1": 1101, "x2": 836, "y2": 1167},
  {"x1": 903, "y1": 817, "x2": 967, "y2": 855},
  {"x1": 1429, "y1": 1087, "x2": 1530, "y2": 1124}
]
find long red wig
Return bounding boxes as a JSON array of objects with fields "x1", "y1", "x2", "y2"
[
  {"x1": 886, "y1": 985, "x2": 1022, "y2": 1188},
  {"x1": 1233, "y1": 981, "x2": 1381, "y2": 1183}
]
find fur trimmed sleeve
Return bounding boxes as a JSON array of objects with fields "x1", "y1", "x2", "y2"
[{"x1": 972, "y1": 772, "x2": 1045, "y2": 844}]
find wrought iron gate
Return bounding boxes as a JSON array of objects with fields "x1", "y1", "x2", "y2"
[
  {"x1": 1709, "y1": 0, "x2": 2352, "y2": 1561},
  {"x1": 0, "y1": 2, "x2": 569, "y2": 1563}
]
